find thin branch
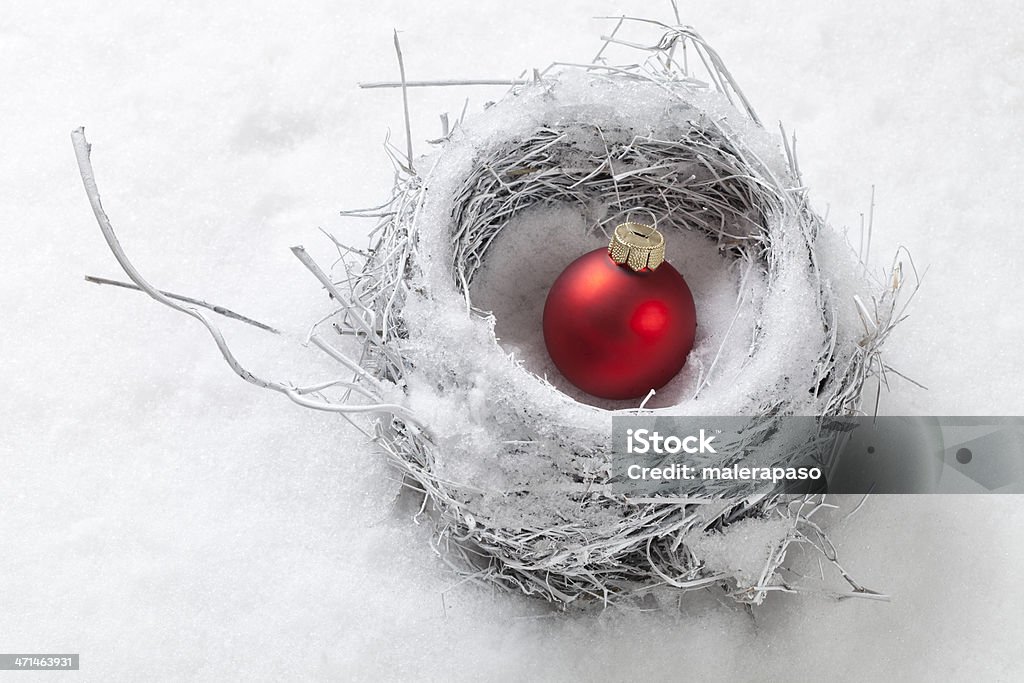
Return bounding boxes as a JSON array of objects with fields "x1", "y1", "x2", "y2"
[
  {"x1": 290, "y1": 246, "x2": 379, "y2": 342},
  {"x1": 73, "y1": 128, "x2": 274, "y2": 390},
  {"x1": 843, "y1": 489, "x2": 873, "y2": 521},
  {"x1": 592, "y1": 15, "x2": 625, "y2": 64},
  {"x1": 71, "y1": 127, "x2": 426, "y2": 429},
  {"x1": 393, "y1": 29, "x2": 415, "y2": 174},
  {"x1": 360, "y1": 78, "x2": 530, "y2": 89},
  {"x1": 863, "y1": 184, "x2": 876, "y2": 274},
  {"x1": 84, "y1": 275, "x2": 280, "y2": 334}
]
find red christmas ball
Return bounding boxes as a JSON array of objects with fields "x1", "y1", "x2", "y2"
[{"x1": 542, "y1": 224, "x2": 697, "y2": 400}]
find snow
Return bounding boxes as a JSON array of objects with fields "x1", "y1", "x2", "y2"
[
  {"x1": 687, "y1": 516, "x2": 793, "y2": 589},
  {"x1": 2, "y1": 0, "x2": 1024, "y2": 680}
]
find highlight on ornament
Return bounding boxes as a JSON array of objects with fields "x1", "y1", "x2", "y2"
[{"x1": 74, "y1": 14, "x2": 919, "y2": 608}]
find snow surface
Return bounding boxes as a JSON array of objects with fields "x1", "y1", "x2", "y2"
[{"x1": 2, "y1": 1, "x2": 1024, "y2": 680}]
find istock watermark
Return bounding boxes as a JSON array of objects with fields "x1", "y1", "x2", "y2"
[
  {"x1": 625, "y1": 428, "x2": 717, "y2": 454},
  {"x1": 611, "y1": 415, "x2": 1024, "y2": 495}
]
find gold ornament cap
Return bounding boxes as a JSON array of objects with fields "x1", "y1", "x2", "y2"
[{"x1": 608, "y1": 222, "x2": 665, "y2": 271}]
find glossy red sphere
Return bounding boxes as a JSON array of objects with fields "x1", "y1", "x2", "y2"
[{"x1": 542, "y1": 249, "x2": 697, "y2": 400}]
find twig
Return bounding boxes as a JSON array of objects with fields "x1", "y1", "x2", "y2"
[
  {"x1": 360, "y1": 78, "x2": 530, "y2": 89},
  {"x1": 669, "y1": 0, "x2": 681, "y2": 24},
  {"x1": 71, "y1": 126, "x2": 425, "y2": 429},
  {"x1": 393, "y1": 29, "x2": 415, "y2": 174},
  {"x1": 843, "y1": 489, "x2": 873, "y2": 521},
  {"x1": 290, "y1": 246, "x2": 379, "y2": 342},
  {"x1": 84, "y1": 275, "x2": 280, "y2": 334},
  {"x1": 592, "y1": 15, "x2": 625, "y2": 64},
  {"x1": 864, "y1": 184, "x2": 875, "y2": 272}
]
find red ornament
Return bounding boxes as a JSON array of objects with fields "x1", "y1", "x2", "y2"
[{"x1": 542, "y1": 222, "x2": 697, "y2": 400}]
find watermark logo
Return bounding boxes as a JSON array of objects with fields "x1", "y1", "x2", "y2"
[
  {"x1": 612, "y1": 415, "x2": 1024, "y2": 495},
  {"x1": 626, "y1": 428, "x2": 717, "y2": 454}
]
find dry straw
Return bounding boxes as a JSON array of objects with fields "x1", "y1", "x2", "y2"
[{"x1": 74, "y1": 16, "x2": 915, "y2": 608}]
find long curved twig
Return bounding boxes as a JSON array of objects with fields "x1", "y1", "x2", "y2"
[{"x1": 71, "y1": 126, "x2": 426, "y2": 430}]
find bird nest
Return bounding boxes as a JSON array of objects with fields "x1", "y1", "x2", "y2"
[
  {"x1": 74, "y1": 22, "x2": 910, "y2": 608},
  {"x1": 322, "y1": 27, "x2": 908, "y2": 605}
]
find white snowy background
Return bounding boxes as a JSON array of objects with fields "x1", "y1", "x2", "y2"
[{"x1": 2, "y1": 1, "x2": 1023, "y2": 680}]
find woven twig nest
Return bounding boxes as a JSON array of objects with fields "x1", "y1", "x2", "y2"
[{"x1": 322, "y1": 29, "x2": 903, "y2": 606}]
